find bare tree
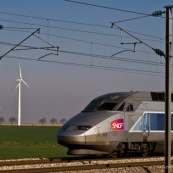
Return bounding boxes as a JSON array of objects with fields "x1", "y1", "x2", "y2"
[
  {"x1": 60, "y1": 118, "x2": 66, "y2": 124},
  {"x1": 9, "y1": 117, "x2": 17, "y2": 125},
  {"x1": 50, "y1": 118, "x2": 57, "y2": 125},
  {"x1": 39, "y1": 118, "x2": 46, "y2": 126},
  {"x1": 0, "y1": 117, "x2": 5, "y2": 125}
]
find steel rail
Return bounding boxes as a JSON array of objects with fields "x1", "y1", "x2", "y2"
[
  {"x1": 0, "y1": 160, "x2": 170, "y2": 173},
  {"x1": 0, "y1": 155, "x2": 160, "y2": 167},
  {"x1": 0, "y1": 158, "x2": 62, "y2": 166}
]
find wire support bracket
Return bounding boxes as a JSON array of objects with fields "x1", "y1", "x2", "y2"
[
  {"x1": 38, "y1": 46, "x2": 59, "y2": 60},
  {"x1": 0, "y1": 28, "x2": 40, "y2": 60},
  {"x1": 110, "y1": 22, "x2": 165, "y2": 57},
  {"x1": 111, "y1": 29, "x2": 140, "y2": 57}
]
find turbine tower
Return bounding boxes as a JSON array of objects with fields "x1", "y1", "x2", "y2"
[{"x1": 16, "y1": 63, "x2": 29, "y2": 126}]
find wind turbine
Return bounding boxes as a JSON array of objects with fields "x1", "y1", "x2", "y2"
[{"x1": 16, "y1": 63, "x2": 29, "y2": 126}]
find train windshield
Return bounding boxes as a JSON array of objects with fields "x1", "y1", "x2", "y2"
[
  {"x1": 82, "y1": 94, "x2": 126, "y2": 112},
  {"x1": 97, "y1": 102, "x2": 118, "y2": 110}
]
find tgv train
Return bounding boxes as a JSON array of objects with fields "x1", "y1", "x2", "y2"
[{"x1": 57, "y1": 91, "x2": 173, "y2": 157}]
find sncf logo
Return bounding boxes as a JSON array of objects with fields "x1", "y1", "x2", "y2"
[{"x1": 111, "y1": 119, "x2": 124, "y2": 130}]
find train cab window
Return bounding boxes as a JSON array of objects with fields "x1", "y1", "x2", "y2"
[
  {"x1": 98, "y1": 102, "x2": 117, "y2": 111},
  {"x1": 82, "y1": 93, "x2": 126, "y2": 112},
  {"x1": 126, "y1": 104, "x2": 134, "y2": 112}
]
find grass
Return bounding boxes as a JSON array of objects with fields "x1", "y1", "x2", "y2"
[{"x1": 0, "y1": 126, "x2": 68, "y2": 160}]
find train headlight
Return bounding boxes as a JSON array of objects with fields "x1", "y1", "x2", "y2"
[
  {"x1": 62, "y1": 125, "x2": 92, "y2": 131},
  {"x1": 62, "y1": 125, "x2": 78, "y2": 131},
  {"x1": 78, "y1": 125, "x2": 92, "y2": 130}
]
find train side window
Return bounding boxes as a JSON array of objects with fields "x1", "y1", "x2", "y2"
[
  {"x1": 151, "y1": 92, "x2": 165, "y2": 101},
  {"x1": 127, "y1": 104, "x2": 134, "y2": 112}
]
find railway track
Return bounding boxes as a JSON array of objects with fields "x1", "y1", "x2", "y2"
[
  {"x1": 0, "y1": 156, "x2": 169, "y2": 173},
  {"x1": 0, "y1": 158, "x2": 62, "y2": 167},
  {"x1": 0, "y1": 155, "x2": 161, "y2": 166}
]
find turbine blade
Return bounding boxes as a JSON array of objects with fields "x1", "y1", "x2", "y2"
[
  {"x1": 18, "y1": 63, "x2": 29, "y2": 88},
  {"x1": 21, "y1": 79, "x2": 29, "y2": 88},
  {"x1": 19, "y1": 63, "x2": 22, "y2": 79},
  {"x1": 15, "y1": 83, "x2": 19, "y2": 89}
]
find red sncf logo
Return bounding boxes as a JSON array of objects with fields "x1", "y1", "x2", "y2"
[{"x1": 111, "y1": 118, "x2": 124, "y2": 130}]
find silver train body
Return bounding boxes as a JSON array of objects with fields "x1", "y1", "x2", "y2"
[{"x1": 57, "y1": 91, "x2": 173, "y2": 156}]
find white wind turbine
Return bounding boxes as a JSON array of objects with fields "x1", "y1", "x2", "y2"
[{"x1": 16, "y1": 63, "x2": 29, "y2": 126}]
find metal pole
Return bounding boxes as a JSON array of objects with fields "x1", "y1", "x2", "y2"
[{"x1": 165, "y1": 5, "x2": 172, "y2": 173}]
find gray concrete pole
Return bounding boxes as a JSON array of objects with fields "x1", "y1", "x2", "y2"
[{"x1": 165, "y1": 5, "x2": 172, "y2": 173}]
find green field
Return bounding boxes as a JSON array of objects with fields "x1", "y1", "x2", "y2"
[{"x1": 0, "y1": 126, "x2": 68, "y2": 160}]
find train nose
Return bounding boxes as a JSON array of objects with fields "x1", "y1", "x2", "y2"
[
  {"x1": 57, "y1": 131, "x2": 86, "y2": 146},
  {"x1": 57, "y1": 125, "x2": 92, "y2": 146}
]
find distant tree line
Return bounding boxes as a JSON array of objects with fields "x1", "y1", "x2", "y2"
[
  {"x1": 39, "y1": 118, "x2": 67, "y2": 126},
  {"x1": 0, "y1": 117, "x2": 67, "y2": 125},
  {"x1": 0, "y1": 117, "x2": 17, "y2": 125}
]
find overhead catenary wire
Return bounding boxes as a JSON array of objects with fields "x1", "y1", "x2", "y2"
[
  {"x1": 3, "y1": 26, "x2": 164, "y2": 45},
  {"x1": 65, "y1": 0, "x2": 154, "y2": 16},
  {"x1": 0, "y1": 8, "x2": 164, "y2": 26},
  {"x1": 0, "y1": 11, "x2": 165, "y2": 41},
  {"x1": 0, "y1": 10, "x2": 165, "y2": 64},
  {"x1": 0, "y1": 5, "x2": 166, "y2": 65},
  {"x1": 115, "y1": 15, "x2": 150, "y2": 24},
  {"x1": 0, "y1": 27, "x2": 166, "y2": 77},
  {"x1": 0, "y1": 29, "x2": 159, "y2": 56},
  {"x1": 0, "y1": 39, "x2": 161, "y2": 63},
  {"x1": 5, "y1": 55, "x2": 165, "y2": 77},
  {"x1": 65, "y1": 0, "x2": 167, "y2": 20},
  {"x1": 0, "y1": 20, "x2": 166, "y2": 73},
  {"x1": 4, "y1": 26, "x2": 37, "y2": 30},
  {"x1": 0, "y1": 39, "x2": 166, "y2": 68},
  {"x1": 0, "y1": 29, "x2": 166, "y2": 79},
  {"x1": 0, "y1": 5, "x2": 167, "y2": 78},
  {"x1": 0, "y1": 18, "x2": 163, "y2": 43}
]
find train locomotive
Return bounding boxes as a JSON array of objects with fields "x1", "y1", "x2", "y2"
[{"x1": 57, "y1": 91, "x2": 173, "y2": 157}]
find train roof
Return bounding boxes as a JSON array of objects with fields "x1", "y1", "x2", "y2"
[
  {"x1": 83, "y1": 91, "x2": 169, "y2": 112},
  {"x1": 96, "y1": 91, "x2": 167, "y2": 102}
]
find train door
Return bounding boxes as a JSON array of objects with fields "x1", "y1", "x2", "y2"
[
  {"x1": 142, "y1": 113, "x2": 150, "y2": 141},
  {"x1": 124, "y1": 102, "x2": 134, "y2": 129}
]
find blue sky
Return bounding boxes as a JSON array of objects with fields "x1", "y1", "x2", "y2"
[{"x1": 0, "y1": 0, "x2": 172, "y2": 123}]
